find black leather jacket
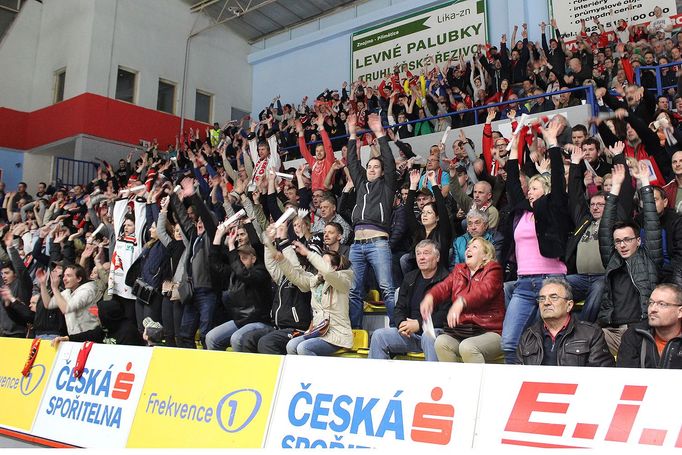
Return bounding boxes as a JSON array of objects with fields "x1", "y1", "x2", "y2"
[{"x1": 517, "y1": 315, "x2": 615, "y2": 366}]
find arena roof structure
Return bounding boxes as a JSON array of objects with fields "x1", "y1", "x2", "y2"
[{"x1": 183, "y1": 0, "x2": 358, "y2": 43}]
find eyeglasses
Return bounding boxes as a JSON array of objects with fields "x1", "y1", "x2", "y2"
[
  {"x1": 614, "y1": 237, "x2": 637, "y2": 246},
  {"x1": 589, "y1": 202, "x2": 605, "y2": 208},
  {"x1": 536, "y1": 294, "x2": 570, "y2": 304},
  {"x1": 647, "y1": 300, "x2": 682, "y2": 309}
]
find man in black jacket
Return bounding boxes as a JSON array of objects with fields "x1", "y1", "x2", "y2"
[
  {"x1": 617, "y1": 283, "x2": 682, "y2": 369},
  {"x1": 346, "y1": 113, "x2": 396, "y2": 328},
  {"x1": 204, "y1": 226, "x2": 272, "y2": 351},
  {"x1": 643, "y1": 186, "x2": 682, "y2": 288},
  {"x1": 235, "y1": 224, "x2": 312, "y2": 354},
  {"x1": 598, "y1": 163, "x2": 663, "y2": 356},
  {"x1": 517, "y1": 278, "x2": 614, "y2": 366},
  {"x1": 369, "y1": 240, "x2": 449, "y2": 361},
  {"x1": 565, "y1": 143, "x2": 630, "y2": 323}
]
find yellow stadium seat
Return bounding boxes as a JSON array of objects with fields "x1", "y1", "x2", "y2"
[{"x1": 333, "y1": 329, "x2": 370, "y2": 358}]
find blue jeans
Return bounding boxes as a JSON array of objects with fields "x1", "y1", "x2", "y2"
[
  {"x1": 205, "y1": 320, "x2": 239, "y2": 351},
  {"x1": 349, "y1": 239, "x2": 395, "y2": 329},
  {"x1": 286, "y1": 336, "x2": 340, "y2": 356},
  {"x1": 231, "y1": 322, "x2": 272, "y2": 352},
  {"x1": 178, "y1": 287, "x2": 217, "y2": 349},
  {"x1": 205, "y1": 321, "x2": 272, "y2": 351},
  {"x1": 368, "y1": 327, "x2": 442, "y2": 361},
  {"x1": 35, "y1": 334, "x2": 59, "y2": 340},
  {"x1": 566, "y1": 274, "x2": 605, "y2": 323},
  {"x1": 501, "y1": 274, "x2": 565, "y2": 364}
]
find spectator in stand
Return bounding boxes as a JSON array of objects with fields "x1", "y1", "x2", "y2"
[
  {"x1": 516, "y1": 278, "x2": 614, "y2": 366},
  {"x1": 663, "y1": 150, "x2": 682, "y2": 211},
  {"x1": 369, "y1": 240, "x2": 449, "y2": 361},
  {"x1": 449, "y1": 176, "x2": 500, "y2": 230},
  {"x1": 237, "y1": 222, "x2": 313, "y2": 354},
  {"x1": 311, "y1": 193, "x2": 351, "y2": 244},
  {"x1": 171, "y1": 177, "x2": 220, "y2": 349},
  {"x1": 422, "y1": 236, "x2": 504, "y2": 363},
  {"x1": 617, "y1": 283, "x2": 682, "y2": 369},
  {"x1": 500, "y1": 120, "x2": 571, "y2": 364},
  {"x1": 322, "y1": 222, "x2": 349, "y2": 258},
  {"x1": 346, "y1": 113, "x2": 397, "y2": 328},
  {"x1": 403, "y1": 169, "x2": 452, "y2": 274},
  {"x1": 38, "y1": 264, "x2": 104, "y2": 342},
  {"x1": 275, "y1": 239, "x2": 353, "y2": 356},
  {"x1": 296, "y1": 114, "x2": 336, "y2": 192},
  {"x1": 451, "y1": 208, "x2": 502, "y2": 267},
  {"x1": 204, "y1": 226, "x2": 271, "y2": 351},
  {"x1": 598, "y1": 163, "x2": 662, "y2": 356},
  {"x1": 156, "y1": 195, "x2": 188, "y2": 347},
  {"x1": 566, "y1": 142, "x2": 630, "y2": 323}
]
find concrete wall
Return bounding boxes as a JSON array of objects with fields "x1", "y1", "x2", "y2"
[
  {"x1": 249, "y1": 0, "x2": 552, "y2": 115},
  {"x1": 0, "y1": 0, "x2": 252, "y2": 126}
]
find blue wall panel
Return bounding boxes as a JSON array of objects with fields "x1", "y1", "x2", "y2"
[{"x1": 0, "y1": 148, "x2": 25, "y2": 192}]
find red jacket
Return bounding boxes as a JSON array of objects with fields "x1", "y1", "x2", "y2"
[
  {"x1": 298, "y1": 128, "x2": 335, "y2": 191},
  {"x1": 427, "y1": 261, "x2": 505, "y2": 333}
]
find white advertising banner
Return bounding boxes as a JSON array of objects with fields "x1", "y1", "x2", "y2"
[
  {"x1": 475, "y1": 364, "x2": 682, "y2": 449},
  {"x1": 351, "y1": 0, "x2": 487, "y2": 84},
  {"x1": 549, "y1": 0, "x2": 680, "y2": 48},
  {"x1": 32, "y1": 342, "x2": 152, "y2": 448},
  {"x1": 265, "y1": 356, "x2": 483, "y2": 449}
]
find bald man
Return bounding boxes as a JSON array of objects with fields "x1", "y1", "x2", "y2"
[{"x1": 448, "y1": 179, "x2": 499, "y2": 229}]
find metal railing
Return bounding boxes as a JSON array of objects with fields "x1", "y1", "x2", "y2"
[
  {"x1": 635, "y1": 60, "x2": 682, "y2": 96},
  {"x1": 55, "y1": 157, "x2": 99, "y2": 188},
  {"x1": 279, "y1": 85, "x2": 598, "y2": 157}
]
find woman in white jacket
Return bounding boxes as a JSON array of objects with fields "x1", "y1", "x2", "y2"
[{"x1": 270, "y1": 235, "x2": 354, "y2": 356}]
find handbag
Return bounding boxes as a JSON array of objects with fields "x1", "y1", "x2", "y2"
[
  {"x1": 161, "y1": 280, "x2": 180, "y2": 301},
  {"x1": 302, "y1": 318, "x2": 330, "y2": 339},
  {"x1": 133, "y1": 278, "x2": 156, "y2": 306},
  {"x1": 178, "y1": 277, "x2": 194, "y2": 304}
]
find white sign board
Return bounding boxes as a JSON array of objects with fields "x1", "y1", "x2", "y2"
[
  {"x1": 549, "y1": 0, "x2": 680, "y2": 48},
  {"x1": 265, "y1": 356, "x2": 483, "y2": 449},
  {"x1": 32, "y1": 343, "x2": 152, "y2": 448},
  {"x1": 475, "y1": 364, "x2": 682, "y2": 449},
  {"x1": 351, "y1": 0, "x2": 487, "y2": 84}
]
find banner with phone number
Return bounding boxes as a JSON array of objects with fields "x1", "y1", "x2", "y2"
[{"x1": 549, "y1": 0, "x2": 680, "y2": 49}]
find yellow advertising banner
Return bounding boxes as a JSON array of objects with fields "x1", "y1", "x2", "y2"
[
  {"x1": 127, "y1": 348, "x2": 282, "y2": 448},
  {"x1": 0, "y1": 337, "x2": 58, "y2": 431}
]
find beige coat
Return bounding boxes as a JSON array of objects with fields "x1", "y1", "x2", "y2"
[{"x1": 276, "y1": 247, "x2": 353, "y2": 349}]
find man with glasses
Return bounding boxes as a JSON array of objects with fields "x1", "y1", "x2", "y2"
[
  {"x1": 565, "y1": 142, "x2": 629, "y2": 323},
  {"x1": 516, "y1": 277, "x2": 614, "y2": 366},
  {"x1": 598, "y1": 163, "x2": 663, "y2": 356},
  {"x1": 617, "y1": 283, "x2": 682, "y2": 368}
]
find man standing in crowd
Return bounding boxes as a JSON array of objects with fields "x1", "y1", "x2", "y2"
[{"x1": 346, "y1": 113, "x2": 397, "y2": 328}]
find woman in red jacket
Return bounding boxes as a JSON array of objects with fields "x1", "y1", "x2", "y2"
[{"x1": 419, "y1": 237, "x2": 505, "y2": 363}]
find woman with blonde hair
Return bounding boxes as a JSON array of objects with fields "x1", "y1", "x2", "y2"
[
  {"x1": 420, "y1": 237, "x2": 505, "y2": 363},
  {"x1": 499, "y1": 119, "x2": 571, "y2": 364}
]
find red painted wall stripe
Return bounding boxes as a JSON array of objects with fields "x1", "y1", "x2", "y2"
[{"x1": 0, "y1": 93, "x2": 211, "y2": 151}]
